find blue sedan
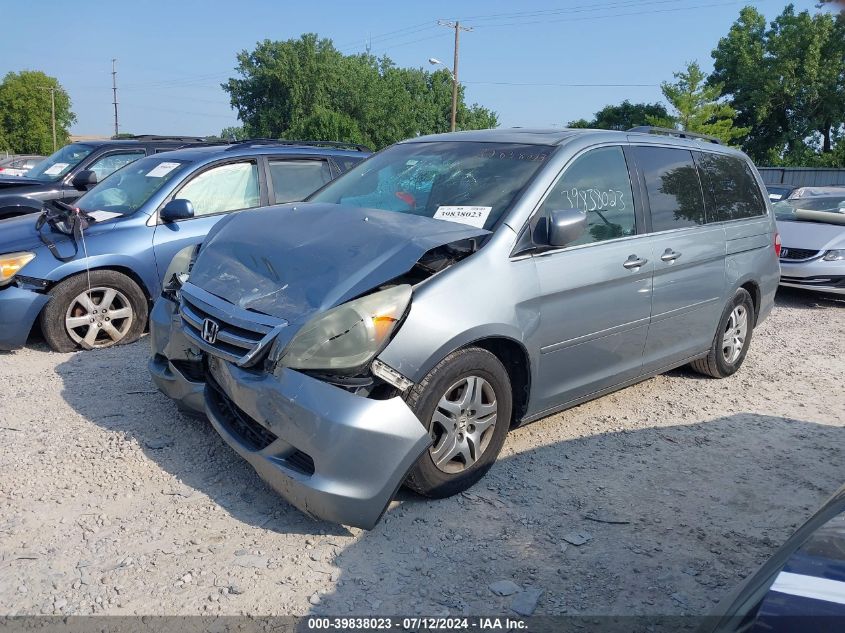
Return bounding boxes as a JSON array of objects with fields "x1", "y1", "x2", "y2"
[{"x1": 0, "y1": 141, "x2": 369, "y2": 351}]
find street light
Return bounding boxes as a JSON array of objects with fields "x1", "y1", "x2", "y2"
[{"x1": 428, "y1": 57, "x2": 457, "y2": 132}]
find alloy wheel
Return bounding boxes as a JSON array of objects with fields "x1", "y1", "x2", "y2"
[
  {"x1": 429, "y1": 375, "x2": 498, "y2": 474},
  {"x1": 64, "y1": 286, "x2": 134, "y2": 348},
  {"x1": 721, "y1": 305, "x2": 748, "y2": 364}
]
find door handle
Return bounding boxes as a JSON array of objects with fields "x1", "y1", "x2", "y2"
[
  {"x1": 660, "y1": 248, "x2": 682, "y2": 262},
  {"x1": 623, "y1": 255, "x2": 648, "y2": 270}
]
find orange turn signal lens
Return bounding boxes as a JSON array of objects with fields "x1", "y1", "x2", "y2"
[{"x1": 0, "y1": 252, "x2": 35, "y2": 284}]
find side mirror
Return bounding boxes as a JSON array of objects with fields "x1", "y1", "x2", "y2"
[
  {"x1": 71, "y1": 169, "x2": 98, "y2": 191},
  {"x1": 160, "y1": 198, "x2": 194, "y2": 222},
  {"x1": 548, "y1": 208, "x2": 587, "y2": 247}
]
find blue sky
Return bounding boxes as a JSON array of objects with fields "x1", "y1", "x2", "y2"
[{"x1": 0, "y1": 0, "x2": 825, "y2": 137}]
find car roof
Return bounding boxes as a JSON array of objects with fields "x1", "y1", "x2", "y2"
[
  {"x1": 149, "y1": 143, "x2": 370, "y2": 162},
  {"x1": 404, "y1": 127, "x2": 747, "y2": 156}
]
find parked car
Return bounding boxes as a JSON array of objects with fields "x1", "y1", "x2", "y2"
[
  {"x1": 0, "y1": 135, "x2": 209, "y2": 220},
  {"x1": 149, "y1": 127, "x2": 780, "y2": 529},
  {"x1": 766, "y1": 184, "x2": 798, "y2": 202},
  {"x1": 0, "y1": 140, "x2": 369, "y2": 352},
  {"x1": 774, "y1": 195, "x2": 845, "y2": 295},
  {"x1": 0, "y1": 155, "x2": 44, "y2": 177},
  {"x1": 704, "y1": 483, "x2": 845, "y2": 633}
]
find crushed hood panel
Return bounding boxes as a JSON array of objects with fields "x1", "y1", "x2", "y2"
[{"x1": 189, "y1": 203, "x2": 490, "y2": 323}]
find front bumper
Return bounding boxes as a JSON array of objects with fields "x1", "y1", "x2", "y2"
[
  {"x1": 779, "y1": 260, "x2": 845, "y2": 295},
  {"x1": 0, "y1": 285, "x2": 50, "y2": 350},
  {"x1": 148, "y1": 296, "x2": 430, "y2": 530}
]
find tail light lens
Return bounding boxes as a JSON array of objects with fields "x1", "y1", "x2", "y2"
[{"x1": 774, "y1": 232, "x2": 782, "y2": 257}]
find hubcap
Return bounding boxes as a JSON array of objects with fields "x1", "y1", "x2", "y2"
[
  {"x1": 65, "y1": 286, "x2": 134, "y2": 348},
  {"x1": 429, "y1": 375, "x2": 498, "y2": 474},
  {"x1": 721, "y1": 305, "x2": 748, "y2": 364}
]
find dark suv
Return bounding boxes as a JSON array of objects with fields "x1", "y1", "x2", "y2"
[{"x1": 0, "y1": 135, "x2": 210, "y2": 220}]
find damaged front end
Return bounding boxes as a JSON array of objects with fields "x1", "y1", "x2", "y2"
[{"x1": 149, "y1": 204, "x2": 488, "y2": 528}]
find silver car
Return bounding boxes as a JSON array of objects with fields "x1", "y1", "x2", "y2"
[
  {"x1": 149, "y1": 128, "x2": 780, "y2": 529},
  {"x1": 775, "y1": 195, "x2": 845, "y2": 295}
]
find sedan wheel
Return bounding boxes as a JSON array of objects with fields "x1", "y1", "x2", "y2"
[{"x1": 65, "y1": 286, "x2": 134, "y2": 348}]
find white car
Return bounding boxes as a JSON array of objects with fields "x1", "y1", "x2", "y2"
[
  {"x1": 775, "y1": 194, "x2": 845, "y2": 295},
  {"x1": 0, "y1": 155, "x2": 43, "y2": 177}
]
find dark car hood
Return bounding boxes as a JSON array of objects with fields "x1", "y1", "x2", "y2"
[
  {"x1": 190, "y1": 203, "x2": 490, "y2": 323},
  {"x1": 0, "y1": 176, "x2": 49, "y2": 193}
]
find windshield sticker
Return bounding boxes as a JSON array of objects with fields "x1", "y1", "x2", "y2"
[
  {"x1": 86, "y1": 210, "x2": 123, "y2": 222},
  {"x1": 433, "y1": 205, "x2": 492, "y2": 228},
  {"x1": 146, "y1": 161, "x2": 181, "y2": 178},
  {"x1": 44, "y1": 162, "x2": 69, "y2": 176}
]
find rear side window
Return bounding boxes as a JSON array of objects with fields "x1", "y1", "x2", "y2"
[
  {"x1": 695, "y1": 152, "x2": 766, "y2": 221},
  {"x1": 633, "y1": 146, "x2": 705, "y2": 231},
  {"x1": 268, "y1": 159, "x2": 332, "y2": 203},
  {"x1": 332, "y1": 155, "x2": 366, "y2": 174}
]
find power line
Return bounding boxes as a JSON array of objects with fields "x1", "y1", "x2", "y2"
[
  {"x1": 455, "y1": 0, "x2": 681, "y2": 23},
  {"x1": 111, "y1": 58, "x2": 119, "y2": 137}
]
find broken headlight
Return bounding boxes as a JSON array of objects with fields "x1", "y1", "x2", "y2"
[{"x1": 280, "y1": 285, "x2": 412, "y2": 371}]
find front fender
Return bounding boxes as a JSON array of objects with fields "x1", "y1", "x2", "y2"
[{"x1": 43, "y1": 253, "x2": 159, "y2": 299}]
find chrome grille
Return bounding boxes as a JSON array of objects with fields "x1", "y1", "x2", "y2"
[
  {"x1": 179, "y1": 283, "x2": 286, "y2": 366},
  {"x1": 780, "y1": 247, "x2": 820, "y2": 262}
]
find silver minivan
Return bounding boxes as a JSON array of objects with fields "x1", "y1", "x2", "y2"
[{"x1": 149, "y1": 128, "x2": 781, "y2": 529}]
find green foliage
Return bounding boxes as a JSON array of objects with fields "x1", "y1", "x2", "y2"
[
  {"x1": 216, "y1": 126, "x2": 248, "y2": 141},
  {"x1": 649, "y1": 61, "x2": 748, "y2": 144},
  {"x1": 223, "y1": 34, "x2": 497, "y2": 150},
  {"x1": 568, "y1": 100, "x2": 670, "y2": 131},
  {"x1": 711, "y1": 4, "x2": 845, "y2": 165},
  {"x1": 0, "y1": 71, "x2": 76, "y2": 154}
]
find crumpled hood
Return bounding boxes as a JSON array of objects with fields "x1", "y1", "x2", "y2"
[
  {"x1": 190, "y1": 203, "x2": 490, "y2": 323},
  {"x1": 778, "y1": 219, "x2": 845, "y2": 251}
]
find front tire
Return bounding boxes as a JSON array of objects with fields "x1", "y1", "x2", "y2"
[
  {"x1": 40, "y1": 270, "x2": 148, "y2": 352},
  {"x1": 690, "y1": 288, "x2": 755, "y2": 378},
  {"x1": 404, "y1": 347, "x2": 512, "y2": 498}
]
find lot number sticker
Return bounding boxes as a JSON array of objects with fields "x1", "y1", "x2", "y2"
[
  {"x1": 146, "y1": 162, "x2": 180, "y2": 178},
  {"x1": 44, "y1": 162, "x2": 69, "y2": 176},
  {"x1": 433, "y1": 205, "x2": 491, "y2": 228}
]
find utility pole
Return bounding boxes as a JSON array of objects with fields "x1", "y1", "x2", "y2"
[
  {"x1": 111, "y1": 58, "x2": 119, "y2": 137},
  {"x1": 437, "y1": 20, "x2": 472, "y2": 132},
  {"x1": 38, "y1": 86, "x2": 57, "y2": 152}
]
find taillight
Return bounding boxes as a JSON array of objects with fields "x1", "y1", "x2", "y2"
[{"x1": 774, "y1": 232, "x2": 782, "y2": 257}]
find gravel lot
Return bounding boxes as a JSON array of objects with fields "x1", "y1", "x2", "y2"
[{"x1": 1, "y1": 288, "x2": 843, "y2": 617}]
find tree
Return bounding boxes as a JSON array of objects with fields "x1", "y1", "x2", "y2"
[
  {"x1": 711, "y1": 4, "x2": 845, "y2": 165},
  {"x1": 217, "y1": 126, "x2": 248, "y2": 141},
  {"x1": 223, "y1": 34, "x2": 497, "y2": 149},
  {"x1": 0, "y1": 71, "x2": 75, "y2": 155},
  {"x1": 568, "y1": 100, "x2": 670, "y2": 131},
  {"x1": 649, "y1": 61, "x2": 748, "y2": 144}
]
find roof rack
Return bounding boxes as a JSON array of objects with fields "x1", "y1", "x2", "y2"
[
  {"x1": 115, "y1": 134, "x2": 208, "y2": 142},
  {"x1": 627, "y1": 126, "x2": 722, "y2": 145},
  {"x1": 224, "y1": 138, "x2": 372, "y2": 153}
]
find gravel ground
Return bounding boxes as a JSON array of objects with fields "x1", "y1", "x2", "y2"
[{"x1": 0, "y1": 288, "x2": 843, "y2": 618}]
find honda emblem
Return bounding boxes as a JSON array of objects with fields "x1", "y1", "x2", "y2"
[{"x1": 202, "y1": 318, "x2": 220, "y2": 344}]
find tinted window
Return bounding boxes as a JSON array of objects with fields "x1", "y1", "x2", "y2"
[
  {"x1": 332, "y1": 155, "x2": 365, "y2": 174},
  {"x1": 175, "y1": 161, "x2": 260, "y2": 217},
  {"x1": 696, "y1": 152, "x2": 766, "y2": 221},
  {"x1": 539, "y1": 146, "x2": 636, "y2": 246},
  {"x1": 87, "y1": 150, "x2": 146, "y2": 181},
  {"x1": 634, "y1": 146, "x2": 705, "y2": 231},
  {"x1": 269, "y1": 159, "x2": 331, "y2": 203}
]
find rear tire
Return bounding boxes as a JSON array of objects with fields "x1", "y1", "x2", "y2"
[
  {"x1": 40, "y1": 270, "x2": 148, "y2": 352},
  {"x1": 690, "y1": 288, "x2": 755, "y2": 378},
  {"x1": 404, "y1": 347, "x2": 512, "y2": 498}
]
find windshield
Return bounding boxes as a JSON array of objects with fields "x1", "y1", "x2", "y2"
[
  {"x1": 309, "y1": 141, "x2": 555, "y2": 230},
  {"x1": 773, "y1": 197, "x2": 845, "y2": 226},
  {"x1": 76, "y1": 156, "x2": 189, "y2": 217},
  {"x1": 25, "y1": 143, "x2": 95, "y2": 182}
]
